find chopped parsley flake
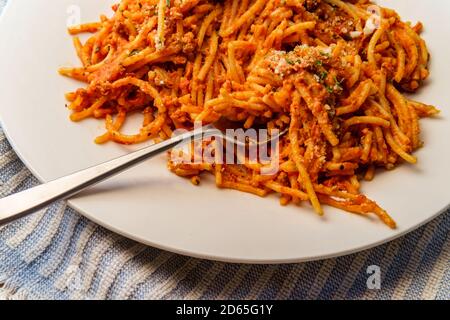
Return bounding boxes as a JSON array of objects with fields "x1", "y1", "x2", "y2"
[
  {"x1": 285, "y1": 57, "x2": 295, "y2": 65},
  {"x1": 325, "y1": 85, "x2": 334, "y2": 94}
]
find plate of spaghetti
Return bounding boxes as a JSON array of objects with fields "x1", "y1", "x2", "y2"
[{"x1": 0, "y1": 0, "x2": 448, "y2": 263}]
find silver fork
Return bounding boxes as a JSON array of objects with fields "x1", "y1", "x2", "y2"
[{"x1": 0, "y1": 121, "x2": 286, "y2": 226}]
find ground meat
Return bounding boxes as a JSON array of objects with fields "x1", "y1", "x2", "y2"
[
  {"x1": 181, "y1": 32, "x2": 196, "y2": 54},
  {"x1": 304, "y1": 0, "x2": 321, "y2": 12}
]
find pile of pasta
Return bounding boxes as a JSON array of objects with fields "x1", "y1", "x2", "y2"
[{"x1": 60, "y1": 0, "x2": 440, "y2": 228}]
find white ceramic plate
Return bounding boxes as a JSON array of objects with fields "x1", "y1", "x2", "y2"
[{"x1": 0, "y1": 0, "x2": 449, "y2": 263}]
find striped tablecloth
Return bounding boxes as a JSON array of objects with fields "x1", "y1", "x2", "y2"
[{"x1": 0, "y1": 1, "x2": 449, "y2": 300}]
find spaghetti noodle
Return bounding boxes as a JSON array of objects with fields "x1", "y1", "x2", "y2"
[{"x1": 60, "y1": 0, "x2": 440, "y2": 228}]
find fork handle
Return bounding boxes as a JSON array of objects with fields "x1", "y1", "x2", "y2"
[{"x1": 0, "y1": 127, "x2": 217, "y2": 226}]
